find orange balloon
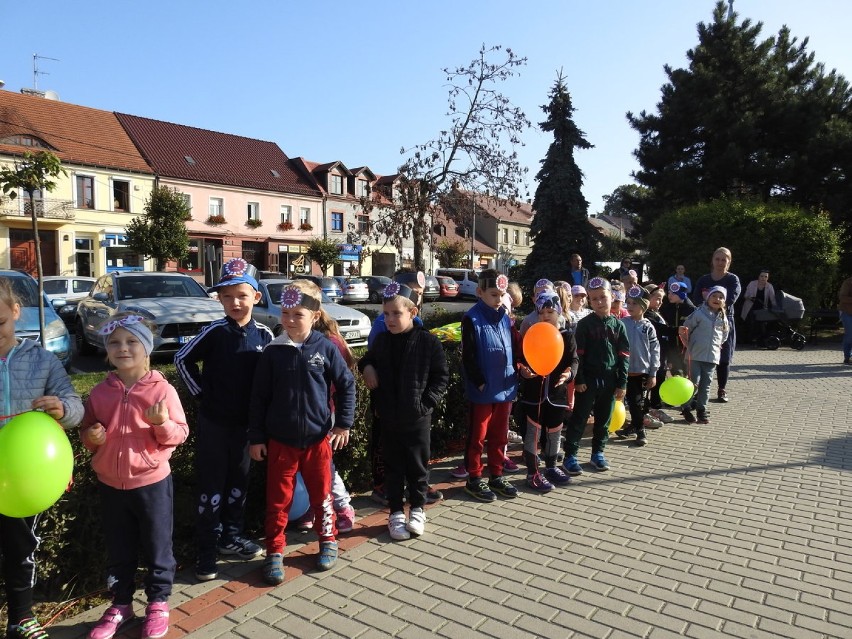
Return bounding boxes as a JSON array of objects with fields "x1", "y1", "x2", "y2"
[{"x1": 523, "y1": 322, "x2": 564, "y2": 376}]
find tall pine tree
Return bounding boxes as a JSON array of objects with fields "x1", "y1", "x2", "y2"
[{"x1": 522, "y1": 72, "x2": 596, "y2": 290}]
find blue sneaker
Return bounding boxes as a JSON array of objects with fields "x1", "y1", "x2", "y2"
[
  {"x1": 590, "y1": 452, "x2": 610, "y2": 471},
  {"x1": 543, "y1": 466, "x2": 572, "y2": 486},
  {"x1": 562, "y1": 456, "x2": 584, "y2": 476}
]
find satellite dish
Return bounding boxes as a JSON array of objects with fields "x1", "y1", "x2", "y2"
[
  {"x1": 44, "y1": 89, "x2": 60, "y2": 101},
  {"x1": 0, "y1": 80, "x2": 5, "y2": 88}
]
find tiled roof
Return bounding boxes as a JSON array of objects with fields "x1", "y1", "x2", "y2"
[
  {"x1": 0, "y1": 90, "x2": 152, "y2": 173},
  {"x1": 442, "y1": 189, "x2": 534, "y2": 223},
  {"x1": 115, "y1": 113, "x2": 321, "y2": 197},
  {"x1": 432, "y1": 206, "x2": 496, "y2": 253}
]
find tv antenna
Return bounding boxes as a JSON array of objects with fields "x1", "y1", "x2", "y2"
[{"x1": 33, "y1": 54, "x2": 60, "y2": 90}]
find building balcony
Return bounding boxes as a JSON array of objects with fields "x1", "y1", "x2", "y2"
[{"x1": 0, "y1": 198, "x2": 76, "y2": 221}]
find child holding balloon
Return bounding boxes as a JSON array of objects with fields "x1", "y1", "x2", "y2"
[
  {"x1": 80, "y1": 313, "x2": 188, "y2": 639},
  {"x1": 518, "y1": 291, "x2": 578, "y2": 492},
  {"x1": 561, "y1": 277, "x2": 629, "y2": 474},
  {"x1": 0, "y1": 277, "x2": 84, "y2": 639},
  {"x1": 615, "y1": 286, "x2": 660, "y2": 447}
]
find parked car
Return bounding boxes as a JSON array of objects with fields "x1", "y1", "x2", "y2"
[
  {"x1": 437, "y1": 276, "x2": 459, "y2": 300},
  {"x1": 252, "y1": 279, "x2": 370, "y2": 347},
  {"x1": 293, "y1": 275, "x2": 342, "y2": 302},
  {"x1": 0, "y1": 269, "x2": 72, "y2": 370},
  {"x1": 393, "y1": 272, "x2": 440, "y2": 303},
  {"x1": 42, "y1": 275, "x2": 97, "y2": 329},
  {"x1": 333, "y1": 276, "x2": 369, "y2": 304},
  {"x1": 435, "y1": 268, "x2": 479, "y2": 298},
  {"x1": 362, "y1": 275, "x2": 391, "y2": 303},
  {"x1": 75, "y1": 272, "x2": 224, "y2": 357}
]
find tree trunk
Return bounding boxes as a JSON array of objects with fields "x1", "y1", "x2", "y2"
[{"x1": 28, "y1": 189, "x2": 47, "y2": 347}]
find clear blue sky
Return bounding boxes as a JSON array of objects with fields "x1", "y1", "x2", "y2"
[{"x1": 2, "y1": 1, "x2": 849, "y2": 213}]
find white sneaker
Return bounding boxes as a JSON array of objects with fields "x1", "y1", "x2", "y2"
[
  {"x1": 406, "y1": 508, "x2": 426, "y2": 536},
  {"x1": 388, "y1": 511, "x2": 410, "y2": 541}
]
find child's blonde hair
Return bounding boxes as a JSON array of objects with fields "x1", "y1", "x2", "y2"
[
  {"x1": 0, "y1": 277, "x2": 21, "y2": 310},
  {"x1": 553, "y1": 281, "x2": 572, "y2": 320},
  {"x1": 506, "y1": 282, "x2": 523, "y2": 308}
]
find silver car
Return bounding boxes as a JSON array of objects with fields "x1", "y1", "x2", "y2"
[
  {"x1": 252, "y1": 279, "x2": 370, "y2": 347},
  {"x1": 333, "y1": 276, "x2": 369, "y2": 304},
  {"x1": 75, "y1": 272, "x2": 224, "y2": 356}
]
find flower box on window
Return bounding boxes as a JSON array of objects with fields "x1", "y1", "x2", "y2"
[
  {"x1": 206, "y1": 214, "x2": 226, "y2": 225},
  {"x1": 277, "y1": 221, "x2": 294, "y2": 231},
  {"x1": 246, "y1": 218, "x2": 263, "y2": 228},
  {"x1": 299, "y1": 222, "x2": 313, "y2": 232}
]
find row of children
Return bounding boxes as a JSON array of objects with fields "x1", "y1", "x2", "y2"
[{"x1": 454, "y1": 264, "x2": 730, "y2": 499}]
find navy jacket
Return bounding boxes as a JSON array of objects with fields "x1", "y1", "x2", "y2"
[
  {"x1": 248, "y1": 330, "x2": 355, "y2": 448},
  {"x1": 359, "y1": 326, "x2": 449, "y2": 426},
  {"x1": 175, "y1": 317, "x2": 273, "y2": 426}
]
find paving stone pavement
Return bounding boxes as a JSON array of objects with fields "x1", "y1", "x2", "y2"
[{"x1": 50, "y1": 342, "x2": 851, "y2": 638}]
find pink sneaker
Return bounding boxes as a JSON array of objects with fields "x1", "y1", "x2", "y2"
[
  {"x1": 450, "y1": 464, "x2": 469, "y2": 479},
  {"x1": 141, "y1": 602, "x2": 169, "y2": 639},
  {"x1": 503, "y1": 458, "x2": 521, "y2": 474},
  {"x1": 335, "y1": 505, "x2": 356, "y2": 533},
  {"x1": 292, "y1": 510, "x2": 314, "y2": 531},
  {"x1": 89, "y1": 604, "x2": 134, "y2": 639}
]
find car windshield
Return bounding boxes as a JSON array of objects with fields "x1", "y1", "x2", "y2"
[
  {"x1": 6, "y1": 276, "x2": 40, "y2": 307},
  {"x1": 115, "y1": 276, "x2": 209, "y2": 300},
  {"x1": 266, "y1": 283, "x2": 332, "y2": 305},
  {"x1": 42, "y1": 280, "x2": 68, "y2": 295},
  {"x1": 346, "y1": 278, "x2": 365, "y2": 284}
]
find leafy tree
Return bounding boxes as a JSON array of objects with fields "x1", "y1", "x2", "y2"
[
  {"x1": 125, "y1": 185, "x2": 190, "y2": 271},
  {"x1": 627, "y1": 2, "x2": 852, "y2": 242},
  {"x1": 645, "y1": 198, "x2": 841, "y2": 309},
  {"x1": 521, "y1": 71, "x2": 596, "y2": 289},
  {"x1": 600, "y1": 183, "x2": 649, "y2": 220},
  {"x1": 306, "y1": 237, "x2": 342, "y2": 274},
  {"x1": 0, "y1": 150, "x2": 65, "y2": 343},
  {"x1": 434, "y1": 238, "x2": 468, "y2": 269},
  {"x1": 366, "y1": 45, "x2": 531, "y2": 271}
]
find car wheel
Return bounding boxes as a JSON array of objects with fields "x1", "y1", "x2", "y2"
[
  {"x1": 75, "y1": 320, "x2": 97, "y2": 355},
  {"x1": 369, "y1": 291, "x2": 379, "y2": 303}
]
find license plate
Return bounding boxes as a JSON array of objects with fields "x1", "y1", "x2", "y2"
[
  {"x1": 344, "y1": 331, "x2": 359, "y2": 340},
  {"x1": 179, "y1": 335, "x2": 196, "y2": 344}
]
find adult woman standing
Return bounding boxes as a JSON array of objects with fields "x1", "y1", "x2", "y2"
[
  {"x1": 741, "y1": 270, "x2": 777, "y2": 345},
  {"x1": 839, "y1": 274, "x2": 852, "y2": 365},
  {"x1": 667, "y1": 264, "x2": 692, "y2": 294},
  {"x1": 692, "y1": 247, "x2": 741, "y2": 402}
]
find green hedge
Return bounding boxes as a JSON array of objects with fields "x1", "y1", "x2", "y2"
[{"x1": 20, "y1": 322, "x2": 467, "y2": 603}]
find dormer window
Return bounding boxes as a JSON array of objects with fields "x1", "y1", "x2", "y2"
[
  {"x1": 0, "y1": 134, "x2": 52, "y2": 149},
  {"x1": 330, "y1": 174, "x2": 343, "y2": 195},
  {"x1": 356, "y1": 179, "x2": 369, "y2": 198}
]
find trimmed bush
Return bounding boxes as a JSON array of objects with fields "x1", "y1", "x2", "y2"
[{"x1": 14, "y1": 334, "x2": 468, "y2": 603}]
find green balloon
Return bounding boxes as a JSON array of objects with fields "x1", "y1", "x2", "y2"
[
  {"x1": 659, "y1": 376, "x2": 695, "y2": 407},
  {"x1": 0, "y1": 411, "x2": 74, "y2": 518}
]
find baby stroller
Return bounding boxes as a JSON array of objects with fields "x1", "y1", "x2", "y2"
[{"x1": 752, "y1": 290, "x2": 807, "y2": 350}]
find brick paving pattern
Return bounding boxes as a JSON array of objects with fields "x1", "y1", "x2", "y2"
[{"x1": 51, "y1": 343, "x2": 851, "y2": 638}]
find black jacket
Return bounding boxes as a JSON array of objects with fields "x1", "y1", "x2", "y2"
[{"x1": 359, "y1": 326, "x2": 449, "y2": 427}]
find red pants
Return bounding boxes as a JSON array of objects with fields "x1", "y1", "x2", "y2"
[
  {"x1": 465, "y1": 401, "x2": 511, "y2": 478},
  {"x1": 265, "y1": 438, "x2": 336, "y2": 554}
]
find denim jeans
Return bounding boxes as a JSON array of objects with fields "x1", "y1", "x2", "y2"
[
  {"x1": 681, "y1": 360, "x2": 716, "y2": 414},
  {"x1": 841, "y1": 312, "x2": 852, "y2": 361}
]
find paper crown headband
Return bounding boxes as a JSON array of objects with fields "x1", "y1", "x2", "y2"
[
  {"x1": 382, "y1": 281, "x2": 420, "y2": 303},
  {"x1": 480, "y1": 274, "x2": 509, "y2": 293},
  {"x1": 280, "y1": 286, "x2": 321, "y2": 311}
]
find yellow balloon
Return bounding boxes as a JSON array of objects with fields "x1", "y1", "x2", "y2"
[{"x1": 608, "y1": 401, "x2": 626, "y2": 433}]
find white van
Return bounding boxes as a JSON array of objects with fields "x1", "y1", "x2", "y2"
[{"x1": 435, "y1": 268, "x2": 479, "y2": 298}]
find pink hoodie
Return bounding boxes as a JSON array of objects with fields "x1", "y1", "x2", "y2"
[{"x1": 82, "y1": 370, "x2": 188, "y2": 490}]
